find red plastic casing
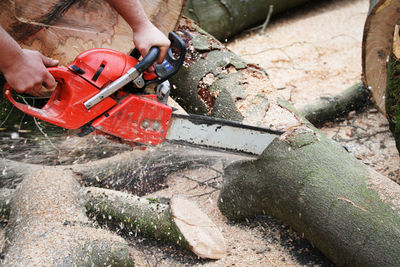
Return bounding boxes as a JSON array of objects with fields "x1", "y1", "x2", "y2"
[{"x1": 4, "y1": 48, "x2": 170, "y2": 145}]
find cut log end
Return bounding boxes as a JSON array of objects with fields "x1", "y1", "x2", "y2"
[
  {"x1": 362, "y1": 0, "x2": 400, "y2": 114},
  {"x1": 170, "y1": 195, "x2": 226, "y2": 260},
  {"x1": 393, "y1": 25, "x2": 400, "y2": 59}
]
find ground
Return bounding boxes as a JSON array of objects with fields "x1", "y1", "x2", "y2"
[{"x1": 1, "y1": 0, "x2": 399, "y2": 266}]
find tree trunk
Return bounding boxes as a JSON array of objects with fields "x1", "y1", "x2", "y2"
[
  {"x1": 2, "y1": 166, "x2": 135, "y2": 266},
  {"x1": 362, "y1": 0, "x2": 400, "y2": 115},
  {"x1": 0, "y1": 0, "x2": 184, "y2": 66},
  {"x1": 218, "y1": 100, "x2": 400, "y2": 266},
  {"x1": 300, "y1": 83, "x2": 370, "y2": 126},
  {"x1": 385, "y1": 25, "x2": 400, "y2": 154},
  {"x1": 0, "y1": 144, "x2": 233, "y2": 264},
  {"x1": 170, "y1": 17, "x2": 297, "y2": 132},
  {"x1": 184, "y1": 0, "x2": 311, "y2": 41}
]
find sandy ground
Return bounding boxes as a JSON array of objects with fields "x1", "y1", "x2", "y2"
[{"x1": 2, "y1": 0, "x2": 400, "y2": 266}]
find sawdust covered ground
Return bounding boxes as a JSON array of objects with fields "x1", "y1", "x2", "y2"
[{"x1": 129, "y1": 0, "x2": 400, "y2": 266}]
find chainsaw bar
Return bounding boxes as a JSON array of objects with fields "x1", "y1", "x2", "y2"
[{"x1": 166, "y1": 114, "x2": 283, "y2": 156}]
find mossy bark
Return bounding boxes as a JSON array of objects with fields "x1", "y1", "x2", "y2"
[
  {"x1": 85, "y1": 187, "x2": 189, "y2": 249},
  {"x1": 170, "y1": 18, "x2": 270, "y2": 122},
  {"x1": 184, "y1": 0, "x2": 311, "y2": 41},
  {"x1": 386, "y1": 25, "x2": 400, "y2": 153},
  {"x1": 218, "y1": 101, "x2": 400, "y2": 266},
  {"x1": 300, "y1": 83, "x2": 370, "y2": 126}
]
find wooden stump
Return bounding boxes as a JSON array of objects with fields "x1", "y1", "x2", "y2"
[{"x1": 0, "y1": 0, "x2": 185, "y2": 65}]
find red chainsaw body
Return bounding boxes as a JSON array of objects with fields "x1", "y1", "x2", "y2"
[{"x1": 4, "y1": 48, "x2": 171, "y2": 145}]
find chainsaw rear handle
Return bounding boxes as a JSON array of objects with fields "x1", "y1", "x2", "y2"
[
  {"x1": 4, "y1": 67, "x2": 117, "y2": 129},
  {"x1": 131, "y1": 32, "x2": 186, "y2": 83},
  {"x1": 3, "y1": 67, "x2": 68, "y2": 122}
]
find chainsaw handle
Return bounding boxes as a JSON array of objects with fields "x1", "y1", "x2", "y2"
[
  {"x1": 134, "y1": 47, "x2": 160, "y2": 73},
  {"x1": 3, "y1": 67, "x2": 70, "y2": 124},
  {"x1": 154, "y1": 32, "x2": 186, "y2": 83},
  {"x1": 130, "y1": 32, "x2": 186, "y2": 84}
]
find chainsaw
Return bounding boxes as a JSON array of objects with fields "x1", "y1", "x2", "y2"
[{"x1": 4, "y1": 32, "x2": 282, "y2": 156}]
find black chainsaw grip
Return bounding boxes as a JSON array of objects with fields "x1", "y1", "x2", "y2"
[
  {"x1": 155, "y1": 32, "x2": 186, "y2": 82},
  {"x1": 134, "y1": 47, "x2": 160, "y2": 73}
]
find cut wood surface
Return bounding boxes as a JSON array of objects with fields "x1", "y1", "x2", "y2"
[
  {"x1": 184, "y1": 0, "x2": 311, "y2": 41},
  {"x1": 0, "y1": 0, "x2": 184, "y2": 65},
  {"x1": 362, "y1": 0, "x2": 400, "y2": 115}
]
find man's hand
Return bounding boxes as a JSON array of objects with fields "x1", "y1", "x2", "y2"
[
  {"x1": 132, "y1": 20, "x2": 170, "y2": 65},
  {"x1": 105, "y1": 0, "x2": 171, "y2": 67},
  {"x1": 1, "y1": 49, "x2": 58, "y2": 95}
]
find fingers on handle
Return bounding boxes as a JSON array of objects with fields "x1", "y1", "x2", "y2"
[{"x1": 40, "y1": 54, "x2": 59, "y2": 67}]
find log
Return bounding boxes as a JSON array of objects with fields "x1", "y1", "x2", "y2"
[
  {"x1": 2, "y1": 166, "x2": 135, "y2": 266},
  {"x1": 0, "y1": 144, "x2": 233, "y2": 264},
  {"x1": 300, "y1": 83, "x2": 370, "y2": 126},
  {"x1": 86, "y1": 188, "x2": 226, "y2": 259},
  {"x1": 218, "y1": 100, "x2": 400, "y2": 266},
  {"x1": 385, "y1": 25, "x2": 400, "y2": 153},
  {"x1": 184, "y1": 0, "x2": 311, "y2": 41},
  {"x1": 170, "y1": 17, "x2": 297, "y2": 132},
  {"x1": 0, "y1": 0, "x2": 185, "y2": 65},
  {"x1": 362, "y1": 0, "x2": 400, "y2": 115}
]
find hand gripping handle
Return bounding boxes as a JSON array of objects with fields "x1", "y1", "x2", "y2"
[
  {"x1": 154, "y1": 32, "x2": 186, "y2": 82},
  {"x1": 130, "y1": 32, "x2": 186, "y2": 83},
  {"x1": 4, "y1": 66, "x2": 117, "y2": 129},
  {"x1": 134, "y1": 46, "x2": 160, "y2": 73},
  {"x1": 3, "y1": 67, "x2": 71, "y2": 125}
]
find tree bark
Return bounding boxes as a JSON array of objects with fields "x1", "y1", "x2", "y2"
[
  {"x1": 362, "y1": 0, "x2": 400, "y2": 115},
  {"x1": 385, "y1": 25, "x2": 400, "y2": 153},
  {"x1": 183, "y1": 0, "x2": 311, "y2": 41},
  {"x1": 300, "y1": 82, "x2": 370, "y2": 126},
  {"x1": 0, "y1": 145, "x2": 232, "y2": 264},
  {"x1": 170, "y1": 17, "x2": 297, "y2": 132},
  {"x1": 0, "y1": 0, "x2": 185, "y2": 65},
  {"x1": 218, "y1": 100, "x2": 400, "y2": 266},
  {"x1": 86, "y1": 188, "x2": 226, "y2": 259}
]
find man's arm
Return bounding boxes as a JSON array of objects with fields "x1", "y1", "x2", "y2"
[
  {"x1": 105, "y1": 0, "x2": 170, "y2": 64},
  {"x1": 0, "y1": 27, "x2": 58, "y2": 95}
]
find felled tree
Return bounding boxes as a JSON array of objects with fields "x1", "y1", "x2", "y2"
[
  {"x1": 0, "y1": 145, "x2": 229, "y2": 265},
  {"x1": 169, "y1": 17, "x2": 400, "y2": 267},
  {"x1": 184, "y1": 0, "x2": 311, "y2": 41}
]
